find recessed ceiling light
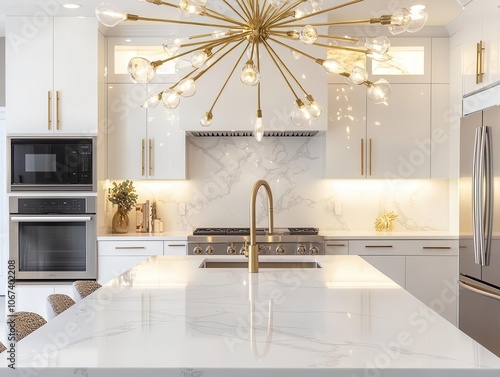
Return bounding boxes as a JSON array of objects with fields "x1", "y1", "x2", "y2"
[
  {"x1": 63, "y1": 3, "x2": 81, "y2": 9},
  {"x1": 125, "y1": 39, "x2": 132, "y2": 42}
]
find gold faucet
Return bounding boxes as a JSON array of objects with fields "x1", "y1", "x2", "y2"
[{"x1": 247, "y1": 179, "x2": 274, "y2": 273}]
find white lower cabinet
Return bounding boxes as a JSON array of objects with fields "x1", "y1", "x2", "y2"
[
  {"x1": 360, "y1": 256, "x2": 406, "y2": 288},
  {"x1": 164, "y1": 241, "x2": 187, "y2": 255},
  {"x1": 334, "y1": 238, "x2": 458, "y2": 325},
  {"x1": 325, "y1": 240, "x2": 349, "y2": 255},
  {"x1": 98, "y1": 240, "x2": 163, "y2": 285}
]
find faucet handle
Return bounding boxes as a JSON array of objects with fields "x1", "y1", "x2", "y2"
[{"x1": 244, "y1": 240, "x2": 249, "y2": 257}]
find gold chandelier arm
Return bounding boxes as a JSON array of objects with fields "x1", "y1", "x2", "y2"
[
  {"x1": 168, "y1": 43, "x2": 233, "y2": 90},
  {"x1": 267, "y1": 37, "x2": 317, "y2": 62},
  {"x1": 271, "y1": 18, "x2": 374, "y2": 28},
  {"x1": 318, "y1": 34, "x2": 359, "y2": 44},
  {"x1": 153, "y1": 32, "x2": 251, "y2": 69},
  {"x1": 261, "y1": 40, "x2": 300, "y2": 101},
  {"x1": 263, "y1": 40, "x2": 308, "y2": 97},
  {"x1": 207, "y1": 41, "x2": 250, "y2": 112},
  {"x1": 272, "y1": 0, "x2": 364, "y2": 27},
  {"x1": 313, "y1": 41, "x2": 368, "y2": 54},
  {"x1": 202, "y1": 11, "x2": 248, "y2": 27},
  {"x1": 260, "y1": 3, "x2": 276, "y2": 27},
  {"x1": 126, "y1": 13, "x2": 239, "y2": 29},
  {"x1": 257, "y1": 41, "x2": 261, "y2": 111},
  {"x1": 263, "y1": 0, "x2": 305, "y2": 29},
  {"x1": 223, "y1": 0, "x2": 247, "y2": 22},
  {"x1": 235, "y1": 0, "x2": 252, "y2": 19},
  {"x1": 194, "y1": 40, "x2": 248, "y2": 82},
  {"x1": 262, "y1": 0, "x2": 293, "y2": 27}
]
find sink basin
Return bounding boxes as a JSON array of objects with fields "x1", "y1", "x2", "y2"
[{"x1": 199, "y1": 260, "x2": 322, "y2": 269}]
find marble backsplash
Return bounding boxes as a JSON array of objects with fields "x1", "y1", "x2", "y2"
[{"x1": 101, "y1": 134, "x2": 457, "y2": 234}]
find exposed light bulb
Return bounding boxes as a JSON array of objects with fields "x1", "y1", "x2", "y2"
[
  {"x1": 143, "y1": 92, "x2": 162, "y2": 108},
  {"x1": 364, "y1": 36, "x2": 391, "y2": 55},
  {"x1": 320, "y1": 59, "x2": 345, "y2": 75},
  {"x1": 128, "y1": 57, "x2": 156, "y2": 83},
  {"x1": 178, "y1": 0, "x2": 204, "y2": 17},
  {"x1": 367, "y1": 79, "x2": 391, "y2": 104},
  {"x1": 306, "y1": 96, "x2": 322, "y2": 118},
  {"x1": 212, "y1": 30, "x2": 227, "y2": 39},
  {"x1": 347, "y1": 66, "x2": 368, "y2": 85},
  {"x1": 163, "y1": 34, "x2": 182, "y2": 57},
  {"x1": 269, "y1": 0, "x2": 289, "y2": 8},
  {"x1": 177, "y1": 78, "x2": 196, "y2": 97},
  {"x1": 240, "y1": 61, "x2": 261, "y2": 86},
  {"x1": 200, "y1": 111, "x2": 213, "y2": 127},
  {"x1": 254, "y1": 112, "x2": 264, "y2": 142},
  {"x1": 299, "y1": 25, "x2": 318, "y2": 44},
  {"x1": 407, "y1": 6, "x2": 428, "y2": 33},
  {"x1": 191, "y1": 49, "x2": 210, "y2": 68},
  {"x1": 162, "y1": 89, "x2": 181, "y2": 109},
  {"x1": 290, "y1": 100, "x2": 314, "y2": 129},
  {"x1": 95, "y1": 3, "x2": 127, "y2": 27},
  {"x1": 388, "y1": 7, "x2": 412, "y2": 35}
]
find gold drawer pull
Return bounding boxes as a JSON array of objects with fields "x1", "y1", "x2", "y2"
[
  {"x1": 114, "y1": 246, "x2": 146, "y2": 250},
  {"x1": 422, "y1": 246, "x2": 451, "y2": 250},
  {"x1": 327, "y1": 244, "x2": 346, "y2": 247},
  {"x1": 365, "y1": 245, "x2": 393, "y2": 248}
]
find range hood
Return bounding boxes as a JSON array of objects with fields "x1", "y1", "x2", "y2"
[
  {"x1": 179, "y1": 43, "x2": 327, "y2": 135},
  {"x1": 188, "y1": 130, "x2": 319, "y2": 137}
]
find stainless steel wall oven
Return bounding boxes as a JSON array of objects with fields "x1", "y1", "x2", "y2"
[{"x1": 9, "y1": 196, "x2": 97, "y2": 281}]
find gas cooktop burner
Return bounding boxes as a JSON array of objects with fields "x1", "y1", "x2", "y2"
[{"x1": 192, "y1": 227, "x2": 319, "y2": 236}]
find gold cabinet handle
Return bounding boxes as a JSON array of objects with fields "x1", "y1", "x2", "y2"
[
  {"x1": 369, "y1": 138, "x2": 373, "y2": 176},
  {"x1": 141, "y1": 139, "x2": 146, "y2": 176},
  {"x1": 114, "y1": 246, "x2": 146, "y2": 250},
  {"x1": 422, "y1": 246, "x2": 452, "y2": 250},
  {"x1": 361, "y1": 139, "x2": 364, "y2": 176},
  {"x1": 167, "y1": 244, "x2": 186, "y2": 247},
  {"x1": 326, "y1": 244, "x2": 346, "y2": 247},
  {"x1": 149, "y1": 139, "x2": 153, "y2": 176},
  {"x1": 56, "y1": 91, "x2": 60, "y2": 130},
  {"x1": 476, "y1": 40, "x2": 485, "y2": 84},
  {"x1": 47, "y1": 91, "x2": 52, "y2": 130},
  {"x1": 365, "y1": 245, "x2": 393, "y2": 248}
]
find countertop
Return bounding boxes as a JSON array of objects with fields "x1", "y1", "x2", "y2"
[
  {"x1": 1, "y1": 255, "x2": 498, "y2": 376},
  {"x1": 98, "y1": 231, "x2": 458, "y2": 241}
]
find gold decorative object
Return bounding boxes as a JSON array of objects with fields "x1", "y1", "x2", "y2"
[
  {"x1": 95, "y1": 1, "x2": 428, "y2": 141},
  {"x1": 374, "y1": 211, "x2": 398, "y2": 232}
]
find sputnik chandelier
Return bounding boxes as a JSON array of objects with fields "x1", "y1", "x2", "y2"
[{"x1": 96, "y1": 0, "x2": 428, "y2": 141}]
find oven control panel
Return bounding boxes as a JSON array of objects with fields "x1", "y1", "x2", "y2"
[{"x1": 17, "y1": 198, "x2": 88, "y2": 214}]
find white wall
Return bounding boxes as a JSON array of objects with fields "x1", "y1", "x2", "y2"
[{"x1": 0, "y1": 38, "x2": 5, "y2": 107}]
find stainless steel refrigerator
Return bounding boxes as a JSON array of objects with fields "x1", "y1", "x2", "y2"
[{"x1": 459, "y1": 105, "x2": 500, "y2": 357}]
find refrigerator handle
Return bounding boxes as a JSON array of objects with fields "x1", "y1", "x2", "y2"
[
  {"x1": 484, "y1": 126, "x2": 494, "y2": 266},
  {"x1": 478, "y1": 126, "x2": 488, "y2": 266},
  {"x1": 472, "y1": 127, "x2": 482, "y2": 264},
  {"x1": 459, "y1": 280, "x2": 500, "y2": 302}
]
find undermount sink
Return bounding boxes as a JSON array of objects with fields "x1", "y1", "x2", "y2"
[{"x1": 199, "y1": 259, "x2": 322, "y2": 269}]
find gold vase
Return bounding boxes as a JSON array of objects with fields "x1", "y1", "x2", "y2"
[{"x1": 112, "y1": 206, "x2": 130, "y2": 233}]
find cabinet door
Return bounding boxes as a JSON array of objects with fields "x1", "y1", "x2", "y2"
[
  {"x1": 107, "y1": 84, "x2": 147, "y2": 180},
  {"x1": 481, "y1": 0, "x2": 500, "y2": 87},
  {"x1": 406, "y1": 256, "x2": 458, "y2": 325},
  {"x1": 462, "y1": 0, "x2": 483, "y2": 95},
  {"x1": 53, "y1": 17, "x2": 98, "y2": 134},
  {"x1": 147, "y1": 85, "x2": 186, "y2": 179},
  {"x1": 361, "y1": 256, "x2": 406, "y2": 288},
  {"x1": 431, "y1": 84, "x2": 451, "y2": 178},
  {"x1": 6, "y1": 16, "x2": 54, "y2": 134},
  {"x1": 367, "y1": 84, "x2": 431, "y2": 179},
  {"x1": 324, "y1": 240, "x2": 349, "y2": 255},
  {"x1": 325, "y1": 84, "x2": 367, "y2": 178},
  {"x1": 164, "y1": 241, "x2": 187, "y2": 255}
]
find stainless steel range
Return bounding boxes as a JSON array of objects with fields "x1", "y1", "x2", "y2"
[{"x1": 187, "y1": 227, "x2": 324, "y2": 256}]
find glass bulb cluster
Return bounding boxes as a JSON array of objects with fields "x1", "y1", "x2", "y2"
[{"x1": 96, "y1": 1, "x2": 428, "y2": 140}]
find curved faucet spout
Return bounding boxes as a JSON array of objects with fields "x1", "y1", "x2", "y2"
[{"x1": 249, "y1": 179, "x2": 274, "y2": 273}]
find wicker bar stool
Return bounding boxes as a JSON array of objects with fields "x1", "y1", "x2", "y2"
[
  {"x1": 46, "y1": 294, "x2": 76, "y2": 320},
  {"x1": 8, "y1": 311, "x2": 47, "y2": 342},
  {"x1": 72, "y1": 281, "x2": 102, "y2": 301},
  {"x1": 0, "y1": 340, "x2": 6, "y2": 353}
]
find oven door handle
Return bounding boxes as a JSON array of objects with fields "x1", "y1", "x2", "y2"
[{"x1": 10, "y1": 216, "x2": 93, "y2": 222}]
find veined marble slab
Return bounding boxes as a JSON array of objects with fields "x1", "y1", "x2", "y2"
[{"x1": 1, "y1": 255, "x2": 499, "y2": 376}]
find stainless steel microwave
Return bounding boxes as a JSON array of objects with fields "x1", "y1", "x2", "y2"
[{"x1": 9, "y1": 137, "x2": 96, "y2": 191}]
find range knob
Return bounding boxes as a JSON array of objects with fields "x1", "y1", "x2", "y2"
[
  {"x1": 297, "y1": 245, "x2": 306, "y2": 255},
  {"x1": 193, "y1": 246, "x2": 202, "y2": 255},
  {"x1": 227, "y1": 245, "x2": 236, "y2": 255},
  {"x1": 206, "y1": 246, "x2": 214, "y2": 255},
  {"x1": 309, "y1": 246, "x2": 319, "y2": 256},
  {"x1": 239, "y1": 246, "x2": 246, "y2": 255},
  {"x1": 276, "y1": 245, "x2": 285, "y2": 255}
]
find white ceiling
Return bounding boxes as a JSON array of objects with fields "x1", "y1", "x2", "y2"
[{"x1": 0, "y1": 0, "x2": 464, "y2": 37}]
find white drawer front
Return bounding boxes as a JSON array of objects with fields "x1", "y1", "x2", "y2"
[
  {"x1": 325, "y1": 240, "x2": 349, "y2": 255},
  {"x1": 98, "y1": 241, "x2": 164, "y2": 256},
  {"x1": 350, "y1": 239, "x2": 458, "y2": 256}
]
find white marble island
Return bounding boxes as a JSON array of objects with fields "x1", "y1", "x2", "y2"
[{"x1": 2, "y1": 255, "x2": 500, "y2": 376}]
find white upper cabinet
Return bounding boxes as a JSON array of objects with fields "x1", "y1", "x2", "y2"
[
  {"x1": 326, "y1": 83, "x2": 431, "y2": 179},
  {"x1": 107, "y1": 84, "x2": 186, "y2": 180},
  {"x1": 462, "y1": 0, "x2": 500, "y2": 95},
  {"x1": 6, "y1": 17, "x2": 100, "y2": 135}
]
